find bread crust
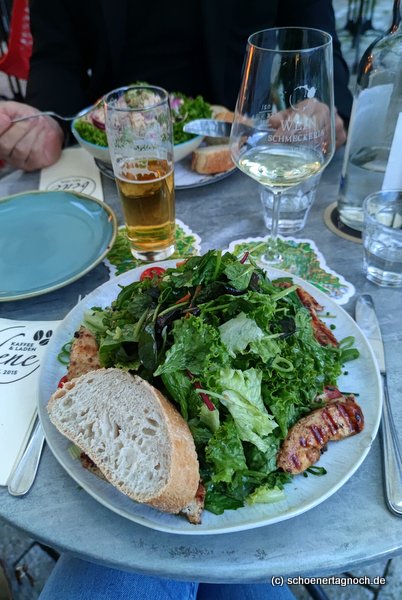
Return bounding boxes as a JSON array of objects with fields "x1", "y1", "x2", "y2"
[
  {"x1": 144, "y1": 384, "x2": 200, "y2": 513},
  {"x1": 214, "y1": 110, "x2": 234, "y2": 123},
  {"x1": 48, "y1": 368, "x2": 200, "y2": 515}
]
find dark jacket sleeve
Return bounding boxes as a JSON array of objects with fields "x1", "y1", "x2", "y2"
[{"x1": 277, "y1": 0, "x2": 353, "y2": 124}]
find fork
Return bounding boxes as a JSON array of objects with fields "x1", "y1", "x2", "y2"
[
  {"x1": 11, "y1": 111, "x2": 85, "y2": 123},
  {"x1": 10, "y1": 99, "x2": 102, "y2": 124}
]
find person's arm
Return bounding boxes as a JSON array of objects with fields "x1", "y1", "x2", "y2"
[{"x1": 0, "y1": 0, "x2": 90, "y2": 171}]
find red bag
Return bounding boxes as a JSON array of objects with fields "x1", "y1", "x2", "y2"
[{"x1": 0, "y1": 0, "x2": 32, "y2": 80}]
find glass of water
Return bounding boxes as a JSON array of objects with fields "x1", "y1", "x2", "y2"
[
  {"x1": 363, "y1": 190, "x2": 402, "y2": 287},
  {"x1": 260, "y1": 174, "x2": 320, "y2": 234}
]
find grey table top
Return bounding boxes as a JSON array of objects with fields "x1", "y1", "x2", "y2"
[{"x1": 0, "y1": 151, "x2": 401, "y2": 583}]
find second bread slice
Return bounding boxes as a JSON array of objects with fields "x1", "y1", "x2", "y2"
[{"x1": 191, "y1": 144, "x2": 234, "y2": 174}]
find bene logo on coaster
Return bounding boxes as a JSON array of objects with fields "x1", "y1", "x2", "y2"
[
  {"x1": 46, "y1": 175, "x2": 98, "y2": 196},
  {"x1": 39, "y1": 147, "x2": 103, "y2": 202}
]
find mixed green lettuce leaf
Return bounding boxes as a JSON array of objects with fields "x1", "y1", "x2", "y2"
[{"x1": 83, "y1": 250, "x2": 359, "y2": 514}]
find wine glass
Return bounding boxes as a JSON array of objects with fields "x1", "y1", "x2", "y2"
[{"x1": 230, "y1": 27, "x2": 335, "y2": 264}]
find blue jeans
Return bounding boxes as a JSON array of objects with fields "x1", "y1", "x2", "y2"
[{"x1": 39, "y1": 555, "x2": 296, "y2": 600}]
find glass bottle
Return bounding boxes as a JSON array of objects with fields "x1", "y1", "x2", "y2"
[{"x1": 337, "y1": 0, "x2": 402, "y2": 231}]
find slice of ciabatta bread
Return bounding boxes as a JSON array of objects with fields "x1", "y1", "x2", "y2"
[
  {"x1": 48, "y1": 368, "x2": 200, "y2": 515},
  {"x1": 191, "y1": 144, "x2": 234, "y2": 174}
]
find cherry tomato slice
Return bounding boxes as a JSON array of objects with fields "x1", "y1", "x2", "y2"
[
  {"x1": 139, "y1": 266, "x2": 166, "y2": 281},
  {"x1": 58, "y1": 375, "x2": 68, "y2": 388}
]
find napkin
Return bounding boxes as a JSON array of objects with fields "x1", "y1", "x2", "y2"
[
  {"x1": 39, "y1": 147, "x2": 104, "y2": 202},
  {"x1": 0, "y1": 317, "x2": 60, "y2": 485}
]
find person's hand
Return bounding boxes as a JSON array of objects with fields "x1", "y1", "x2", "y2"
[
  {"x1": 268, "y1": 99, "x2": 347, "y2": 151},
  {"x1": 0, "y1": 101, "x2": 64, "y2": 171},
  {"x1": 334, "y1": 109, "x2": 347, "y2": 149}
]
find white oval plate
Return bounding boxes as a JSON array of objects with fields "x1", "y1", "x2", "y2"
[
  {"x1": 38, "y1": 262, "x2": 382, "y2": 535},
  {"x1": 94, "y1": 156, "x2": 236, "y2": 190}
]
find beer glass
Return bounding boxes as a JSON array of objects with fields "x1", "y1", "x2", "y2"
[{"x1": 105, "y1": 85, "x2": 175, "y2": 261}]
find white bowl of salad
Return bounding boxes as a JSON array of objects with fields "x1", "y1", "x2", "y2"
[{"x1": 71, "y1": 91, "x2": 211, "y2": 165}]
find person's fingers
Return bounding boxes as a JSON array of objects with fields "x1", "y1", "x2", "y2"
[
  {"x1": 8, "y1": 122, "x2": 43, "y2": 168},
  {"x1": 41, "y1": 120, "x2": 64, "y2": 166},
  {"x1": 0, "y1": 101, "x2": 38, "y2": 128},
  {"x1": 0, "y1": 111, "x2": 12, "y2": 136},
  {"x1": 335, "y1": 112, "x2": 347, "y2": 149},
  {"x1": 0, "y1": 120, "x2": 36, "y2": 159},
  {"x1": 0, "y1": 100, "x2": 38, "y2": 117},
  {"x1": 4, "y1": 117, "x2": 63, "y2": 170},
  {"x1": 268, "y1": 109, "x2": 292, "y2": 129},
  {"x1": 22, "y1": 123, "x2": 63, "y2": 171},
  {"x1": 0, "y1": 102, "x2": 63, "y2": 170},
  {"x1": 0, "y1": 104, "x2": 41, "y2": 160},
  {"x1": 267, "y1": 102, "x2": 347, "y2": 151}
]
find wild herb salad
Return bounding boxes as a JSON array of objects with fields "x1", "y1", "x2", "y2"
[
  {"x1": 82, "y1": 251, "x2": 359, "y2": 515},
  {"x1": 73, "y1": 90, "x2": 212, "y2": 148}
]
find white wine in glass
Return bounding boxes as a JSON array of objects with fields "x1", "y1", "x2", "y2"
[{"x1": 230, "y1": 27, "x2": 335, "y2": 264}]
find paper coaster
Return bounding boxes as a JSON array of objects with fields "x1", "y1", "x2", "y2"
[
  {"x1": 104, "y1": 219, "x2": 201, "y2": 277},
  {"x1": 227, "y1": 235, "x2": 355, "y2": 305},
  {"x1": 40, "y1": 147, "x2": 104, "y2": 202},
  {"x1": 323, "y1": 202, "x2": 362, "y2": 244}
]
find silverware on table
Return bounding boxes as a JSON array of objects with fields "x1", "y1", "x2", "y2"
[
  {"x1": 8, "y1": 418, "x2": 45, "y2": 497},
  {"x1": 183, "y1": 118, "x2": 233, "y2": 138},
  {"x1": 10, "y1": 97, "x2": 103, "y2": 124},
  {"x1": 355, "y1": 294, "x2": 402, "y2": 516},
  {"x1": 11, "y1": 111, "x2": 83, "y2": 123}
]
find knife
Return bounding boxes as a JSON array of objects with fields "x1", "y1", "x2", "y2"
[
  {"x1": 7, "y1": 418, "x2": 45, "y2": 496},
  {"x1": 182, "y1": 119, "x2": 232, "y2": 138},
  {"x1": 355, "y1": 294, "x2": 402, "y2": 516}
]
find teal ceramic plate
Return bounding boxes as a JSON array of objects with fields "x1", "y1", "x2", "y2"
[{"x1": 0, "y1": 191, "x2": 117, "y2": 301}]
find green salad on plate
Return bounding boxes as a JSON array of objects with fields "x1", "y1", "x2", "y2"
[
  {"x1": 79, "y1": 250, "x2": 359, "y2": 515},
  {"x1": 73, "y1": 90, "x2": 212, "y2": 148}
]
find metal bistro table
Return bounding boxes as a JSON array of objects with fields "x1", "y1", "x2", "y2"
[{"x1": 0, "y1": 151, "x2": 401, "y2": 583}]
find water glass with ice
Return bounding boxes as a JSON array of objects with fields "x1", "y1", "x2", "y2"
[{"x1": 363, "y1": 190, "x2": 402, "y2": 287}]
